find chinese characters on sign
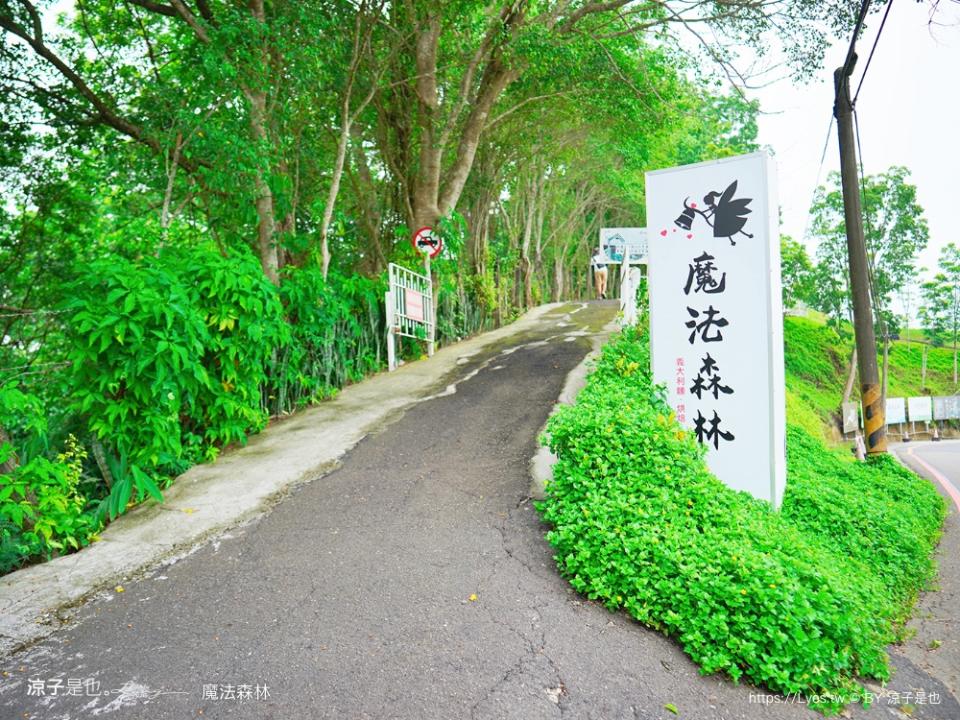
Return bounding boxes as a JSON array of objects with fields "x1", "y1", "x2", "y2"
[
  {"x1": 675, "y1": 357, "x2": 685, "y2": 423},
  {"x1": 647, "y1": 152, "x2": 786, "y2": 507}
]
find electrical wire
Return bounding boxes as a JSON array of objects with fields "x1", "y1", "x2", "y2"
[
  {"x1": 801, "y1": 115, "x2": 835, "y2": 243},
  {"x1": 853, "y1": 107, "x2": 890, "y2": 360},
  {"x1": 853, "y1": 0, "x2": 896, "y2": 105},
  {"x1": 843, "y1": 0, "x2": 874, "y2": 76}
]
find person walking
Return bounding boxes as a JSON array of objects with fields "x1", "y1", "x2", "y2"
[{"x1": 591, "y1": 250, "x2": 608, "y2": 299}]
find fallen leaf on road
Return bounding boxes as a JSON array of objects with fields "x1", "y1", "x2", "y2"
[
  {"x1": 664, "y1": 703, "x2": 678, "y2": 715},
  {"x1": 468, "y1": 594, "x2": 478, "y2": 602},
  {"x1": 545, "y1": 684, "x2": 567, "y2": 703},
  {"x1": 114, "y1": 585, "x2": 124, "y2": 593}
]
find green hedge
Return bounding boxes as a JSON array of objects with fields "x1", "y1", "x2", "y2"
[{"x1": 537, "y1": 325, "x2": 945, "y2": 712}]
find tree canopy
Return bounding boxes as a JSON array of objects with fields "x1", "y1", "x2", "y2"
[{"x1": 0, "y1": 0, "x2": 873, "y2": 570}]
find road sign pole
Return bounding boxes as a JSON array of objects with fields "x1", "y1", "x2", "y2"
[
  {"x1": 386, "y1": 289, "x2": 396, "y2": 372},
  {"x1": 424, "y1": 253, "x2": 434, "y2": 357}
]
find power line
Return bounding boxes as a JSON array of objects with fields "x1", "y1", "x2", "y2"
[
  {"x1": 801, "y1": 114, "x2": 835, "y2": 243},
  {"x1": 854, "y1": 0, "x2": 896, "y2": 104},
  {"x1": 843, "y1": 0, "x2": 874, "y2": 76},
  {"x1": 853, "y1": 107, "x2": 889, "y2": 349}
]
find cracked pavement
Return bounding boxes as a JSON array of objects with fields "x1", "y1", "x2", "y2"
[{"x1": 2, "y1": 301, "x2": 958, "y2": 719}]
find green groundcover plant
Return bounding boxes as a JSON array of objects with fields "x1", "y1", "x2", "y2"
[{"x1": 537, "y1": 325, "x2": 946, "y2": 714}]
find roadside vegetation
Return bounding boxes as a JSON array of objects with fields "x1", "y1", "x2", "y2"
[
  {"x1": 2, "y1": 0, "x2": 798, "y2": 575},
  {"x1": 784, "y1": 314, "x2": 960, "y2": 441},
  {"x1": 538, "y1": 325, "x2": 947, "y2": 713}
]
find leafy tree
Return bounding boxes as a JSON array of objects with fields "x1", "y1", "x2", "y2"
[
  {"x1": 810, "y1": 167, "x2": 929, "y2": 320},
  {"x1": 920, "y1": 243, "x2": 960, "y2": 384},
  {"x1": 781, "y1": 236, "x2": 816, "y2": 311},
  {"x1": 809, "y1": 167, "x2": 929, "y2": 395},
  {"x1": 898, "y1": 278, "x2": 919, "y2": 349},
  {"x1": 810, "y1": 229, "x2": 851, "y2": 330}
]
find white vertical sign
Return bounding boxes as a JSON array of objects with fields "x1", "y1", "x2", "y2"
[{"x1": 646, "y1": 152, "x2": 785, "y2": 508}]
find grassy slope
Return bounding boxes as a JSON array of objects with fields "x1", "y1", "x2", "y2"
[
  {"x1": 540, "y1": 325, "x2": 947, "y2": 712},
  {"x1": 783, "y1": 315, "x2": 959, "y2": 441}
]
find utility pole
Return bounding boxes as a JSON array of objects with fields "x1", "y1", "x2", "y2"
[{"x1": 834, "y1": 55, "x2": 887, "y2": 455}]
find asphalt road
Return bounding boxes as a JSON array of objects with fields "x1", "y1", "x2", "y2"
[
  {"x1": 890, "y1": 441, "x2": 960, "y2": 702},
  {"x1": 1, "y1": 306, "x2": 958, "y2": 720}
]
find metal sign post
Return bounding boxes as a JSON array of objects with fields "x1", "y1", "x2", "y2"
[
  {"x1": 424, "y1": 252, "x2": 434, "y2": 357},
  {"x1": 412, "y1": 226, "x2": 441, "y2": 359},
  {"x1": 619, "y1": 261, "x2": 645, "y2": 326}
]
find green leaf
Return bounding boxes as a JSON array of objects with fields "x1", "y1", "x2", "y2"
[
  {"x1": 132, "y1": 465, "x2": 164, "y2": 503},
  {"x1": 116, "y1": 478, "x2": 132, "y2": 516}
]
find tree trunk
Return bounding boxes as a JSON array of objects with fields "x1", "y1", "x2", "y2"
[
  {"x1": 522, "y1": 257, "x2": 533, "y2": 309},
  {"x1": 466, "y1": 194, "x2": 490, "y2": 277},
  {"x1": 842, "y1": 346, "x2": 858, "y2": 404},
  {"x1": 519, "y1": 176, "x2": 538, "y2": 309},
  {"x1": 493, "y1": 259, "x2": 505, "y2": 327},
  {"x1": 243, "y1": 0, "x2": 279, "y2": 286},
  {"x1": 512, "y1": 264, "x2": 522, "y2": 309},
  {"x1": 250, "y1": 106, "x2": 279, "y2": 285},
  {"x1": 349, "y1": 125, "x2": 386, "y2": 274},
  {"x1": 159, "y1": 132, "x2": 182, "y2": 248},
  {"x1": 319, "y1": 7, "x2": 380, "y2": 279},
  {"x1": 410, "y1": 17, "x2": 443, "y2": 232},
  {"x1": 320, "y1": 121, "x2": 350, "y2": 279},
  {"x1": 922, "y1": 343, "x2": 928, "y2": 390},
  {"x1": 437, "y1": 58, "x2": 518, "y2": 218},
  {"x1": 552, "y1": 257, "x2": 563, "y2": 302},
  {"x1": 881, "y1": 336, "x2": 890, "y2": 407},
  {"x1": 0, "y1": 426, "x2": 37, "y2": 534},
  {"x1": 91, "y1": 437, "x2": 114, "y2": 490},
  {"x1": 0, "y1": 426, "x2": 17, "y2": 476}
]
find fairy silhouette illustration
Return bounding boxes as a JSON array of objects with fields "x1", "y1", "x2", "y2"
[{"x1": 674, "y1": 180, "x2": 754, "y2": 245}]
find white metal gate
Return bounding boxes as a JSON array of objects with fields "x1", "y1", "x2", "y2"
[{"x1": 386, "y1": 262, "x2": 434, "y2": 371}]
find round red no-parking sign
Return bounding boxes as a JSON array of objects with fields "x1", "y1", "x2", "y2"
[{"x1": 412, "y1": 226, "x2": 443, "y2": 259}]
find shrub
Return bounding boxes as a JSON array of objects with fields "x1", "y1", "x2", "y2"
[
  {"x1": 1, "y1": 385, "x2": 100, "y2": 573},
  {"x1": 65, "y1": 254, "x2": 210, "y2": 472},
  {"x1": 176, "y1": 245, "x2": 288, "y2": 451},
  {"x1": 63, "y1": 245, "x2": 289, "y2": 515},
  {"x1": 538, "y1": 325, "x2": 945, "y2": 712},
  {"x1": 270, "y1": 267, "x2": 386, "y2": 413}
]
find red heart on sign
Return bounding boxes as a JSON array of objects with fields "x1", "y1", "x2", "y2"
[
  {"x1": 686, "y1": 234, "x2": 692, "y2": 239},
  {"x1": 660, "y1": 229, "x2": 667, "y2": 236}
]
